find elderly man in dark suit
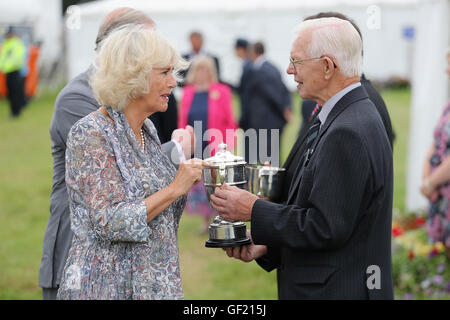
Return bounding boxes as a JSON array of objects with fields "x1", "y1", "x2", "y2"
[
  {"x1": 210, "y1": 17, "x2": 394, "y2": 299},
  {"x1": 298, "y1": 12, "x2": 395, "y2": 150},
  {"x1": 38, "y1": 8, "x2": 194, "y2": 300},
  {"x1": 283, "y1": 11, "x2": 396, "y2": 202}
]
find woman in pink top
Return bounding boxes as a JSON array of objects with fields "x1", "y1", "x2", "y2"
[{"x1": 179, "y1": 55, "x2": 237, "y2": 232}]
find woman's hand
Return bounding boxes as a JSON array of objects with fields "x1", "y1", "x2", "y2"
[
  {"x1": 170, "y1": 158, "x2": 210, "y2": 197},
  {"x1": 420, "y1": 178, "x2": 437, "y2": 199}
]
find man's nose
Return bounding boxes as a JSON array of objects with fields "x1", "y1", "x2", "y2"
[{"x1": 286, "y1": 63, "x2": 295, "y2": 75}]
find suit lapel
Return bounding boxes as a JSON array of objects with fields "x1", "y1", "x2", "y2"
[{"x1": 286, "y1": 86, "x2": 369, "y2": 204}]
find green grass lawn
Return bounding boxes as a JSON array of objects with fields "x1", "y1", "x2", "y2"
[{"x1": 0, "y1": 87, "x2": 410, "y2": 299}]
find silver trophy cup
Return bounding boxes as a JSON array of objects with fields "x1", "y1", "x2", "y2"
[
  {"x1": 245, "y1": 164, "x2": 286, "y2": 202},
  {"x1": 203, "y1": 143, "x2": 251, "y2": 248}
]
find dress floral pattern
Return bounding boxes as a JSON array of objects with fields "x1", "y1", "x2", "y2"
[
  {"x1": 427, "y1": 102, "x2": 450, "y2": 248},
  {"x1": 57, "y1": 106, "x2": 186, "y2": 300}
]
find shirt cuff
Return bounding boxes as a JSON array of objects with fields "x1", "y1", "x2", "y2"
[{"x1": 171, "y1": 139, "x2": 186, "y2": 162}]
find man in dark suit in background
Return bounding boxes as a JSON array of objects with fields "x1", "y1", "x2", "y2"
[
  {"x1": 149, "y1": 93, "x2": 178, "y2": 144},
  {"x1": 234, "y1": 38, "x2": 253, "y2": 132},
  {"x1": 38, "y1": 8, "x2": 195, "y2": 300},
  {"x1": 210, "y1": 17, "x2": 394, "y2": 299},
  {"x1": 180, "y1": 31, "x2": 220, "y2": 85},
  {"x1": 244, "y1": 42, "x2": 292, "y2": 166}
]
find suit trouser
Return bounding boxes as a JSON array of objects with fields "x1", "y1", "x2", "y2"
[
  {"x1": 42, "y1": 287, "x2": 58, "y2": 300},
  {"x1": 6, "y1": 70, "x2": 25, "y2": 117}
]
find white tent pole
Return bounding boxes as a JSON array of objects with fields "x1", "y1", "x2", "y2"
[{"x1": 406, "y1": 0, "x2": 450, "y2": 212}]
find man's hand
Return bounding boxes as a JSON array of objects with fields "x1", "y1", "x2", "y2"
[
  {"x1": 223, "y1": 231, "x2": 267, "y2": 262},
  {"x1": 210, "y1": 183, "x2": 259, "y2": 222},
  {"x1": 172, "y1": 125, "x2": 195, "y2": 159}
]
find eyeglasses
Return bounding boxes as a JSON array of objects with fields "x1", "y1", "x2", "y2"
[{"x1": 289, "y1": 55, "x2": 337, "y2": 71}]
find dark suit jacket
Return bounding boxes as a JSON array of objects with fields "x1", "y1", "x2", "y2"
[
  {"x1": 149, "y1": 93, "x2": 178, "y2": 144},
  {"x1": 286, "y1": 76, "x2": 395, "y2": 202},
  {"x1": 39, "y1": 68, "x2": 178, "y2": 289},
  {"x1": 360, "y1": 74, "x2": 395, "y2": 147},
  {"x1": 251, "y1": 86, "x2": 394, "y2": 299},
  {"x1": 237, "y1": 59, "x2": 254, "y2": 131},
  {"x1": 246, "y1": 61, "x2": 291, "y2": 131},
  {"x1": 299, "y1": 74, "x2": 395, "y2": 148}
]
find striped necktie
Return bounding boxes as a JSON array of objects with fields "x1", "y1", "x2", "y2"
[
  {"x1": 302, "y1": 117, "x2": 321, "y2": 167},
  {"x1": 308, "y1": 103, "x2": 322, "y2": 122},
  {"x1": 287, "y1": 116, "x2": 322, "y2": 203}
]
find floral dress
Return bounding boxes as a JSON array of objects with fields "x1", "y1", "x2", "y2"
[
  {"x1": 427, "y1": 102, "x2": 450, "y2": 248},
  {"x1": 57, "y1": 106, "x2": 186, "y2": 300}
]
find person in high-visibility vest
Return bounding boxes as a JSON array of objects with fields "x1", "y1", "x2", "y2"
[{"x1": 0, "y1": 26, "x2": 26, "y2": 118}]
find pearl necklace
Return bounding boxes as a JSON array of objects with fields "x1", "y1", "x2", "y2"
[{"x1": 140, "y1": 128, "x2": 145, "y2": 152}]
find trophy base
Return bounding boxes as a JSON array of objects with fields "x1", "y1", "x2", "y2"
[
  {"x1": 205, "y1": 217, "x2": 251, "y2": 248},
  {"x1": 205, "y1": 237, "x2": 251, "y2": 248}
]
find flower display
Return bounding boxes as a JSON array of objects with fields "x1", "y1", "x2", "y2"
[{"x1": 392, "y1": 212, "x2": 449, "y2": 300}]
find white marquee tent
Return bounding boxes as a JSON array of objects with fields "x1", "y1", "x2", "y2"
[
  {"x1": 68, "y1": 0, "x2": 422, "y2": 88},
  {"x1": 0, "y1": 0, "x2": 62, "y2": 77},
  {"x1": 406, "y1": 0, "x2": 449, "y2": 212}
]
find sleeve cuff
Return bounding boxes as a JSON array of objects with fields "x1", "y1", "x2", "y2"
[
  {"x1": 171, "y1": 139, "x2": 186, "y2": 162},
  {"x1": 250, "y1": 199, "x2": 280, "y2": 245}
]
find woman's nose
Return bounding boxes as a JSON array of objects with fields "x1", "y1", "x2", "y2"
[{"x1": 168, "y1": 73, "x2": 177, "y2": 88}]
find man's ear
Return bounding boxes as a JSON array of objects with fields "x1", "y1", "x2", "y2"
[{"x1": 323, "y1": 56, "x2": 335, "y2": 80}]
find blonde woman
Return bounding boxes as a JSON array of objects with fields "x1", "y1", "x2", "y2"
[{"x1": 57, "y1": 25, "x2": 207, "y2": 300}]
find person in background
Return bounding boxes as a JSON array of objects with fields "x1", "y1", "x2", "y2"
[
  {"x1": 179, "y1": 55, "x2": 237, "y2": 233},
  {"x1": 245, "y1": 41, "x2": 292, "y2": 165},
  {"x1": 0, "y1": 26, "x2": 26, "y2": 118},
  {"x1": 180, "y1": 31, "x2": 221, "y2": 85},
  {"x1": 420, "y1": 49, "x2": 450, "y2": 258},
  {"x1": 234, "y1": 38, "x2": 253, "y2": 132},
  {"x1": 39, "y1": 8, "x2": 195, "y2": 300}
]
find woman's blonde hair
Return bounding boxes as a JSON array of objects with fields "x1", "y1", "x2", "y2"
[
  {"x1": 185, "y1": 55, "x2": 218, "y2": 85},
  {"x1": 90, "y1": 24, "x2": 189, "y2": 111}
]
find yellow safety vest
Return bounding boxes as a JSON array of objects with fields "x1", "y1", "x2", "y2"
[{"x1": 0, "y1": 36, "x2": 26, "y2": 74}]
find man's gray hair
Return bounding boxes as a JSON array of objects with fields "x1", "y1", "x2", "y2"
[
  {"x1": 95, "y1": 7, "x2": 155, "y2": 51},
  {"x1": 296, "y1": 17, "x2": 363, "y2": 77}
]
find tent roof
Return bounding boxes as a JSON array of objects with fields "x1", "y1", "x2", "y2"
[{"x1": 79, "y1": 0, "x2": 419, "y2": 16}]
